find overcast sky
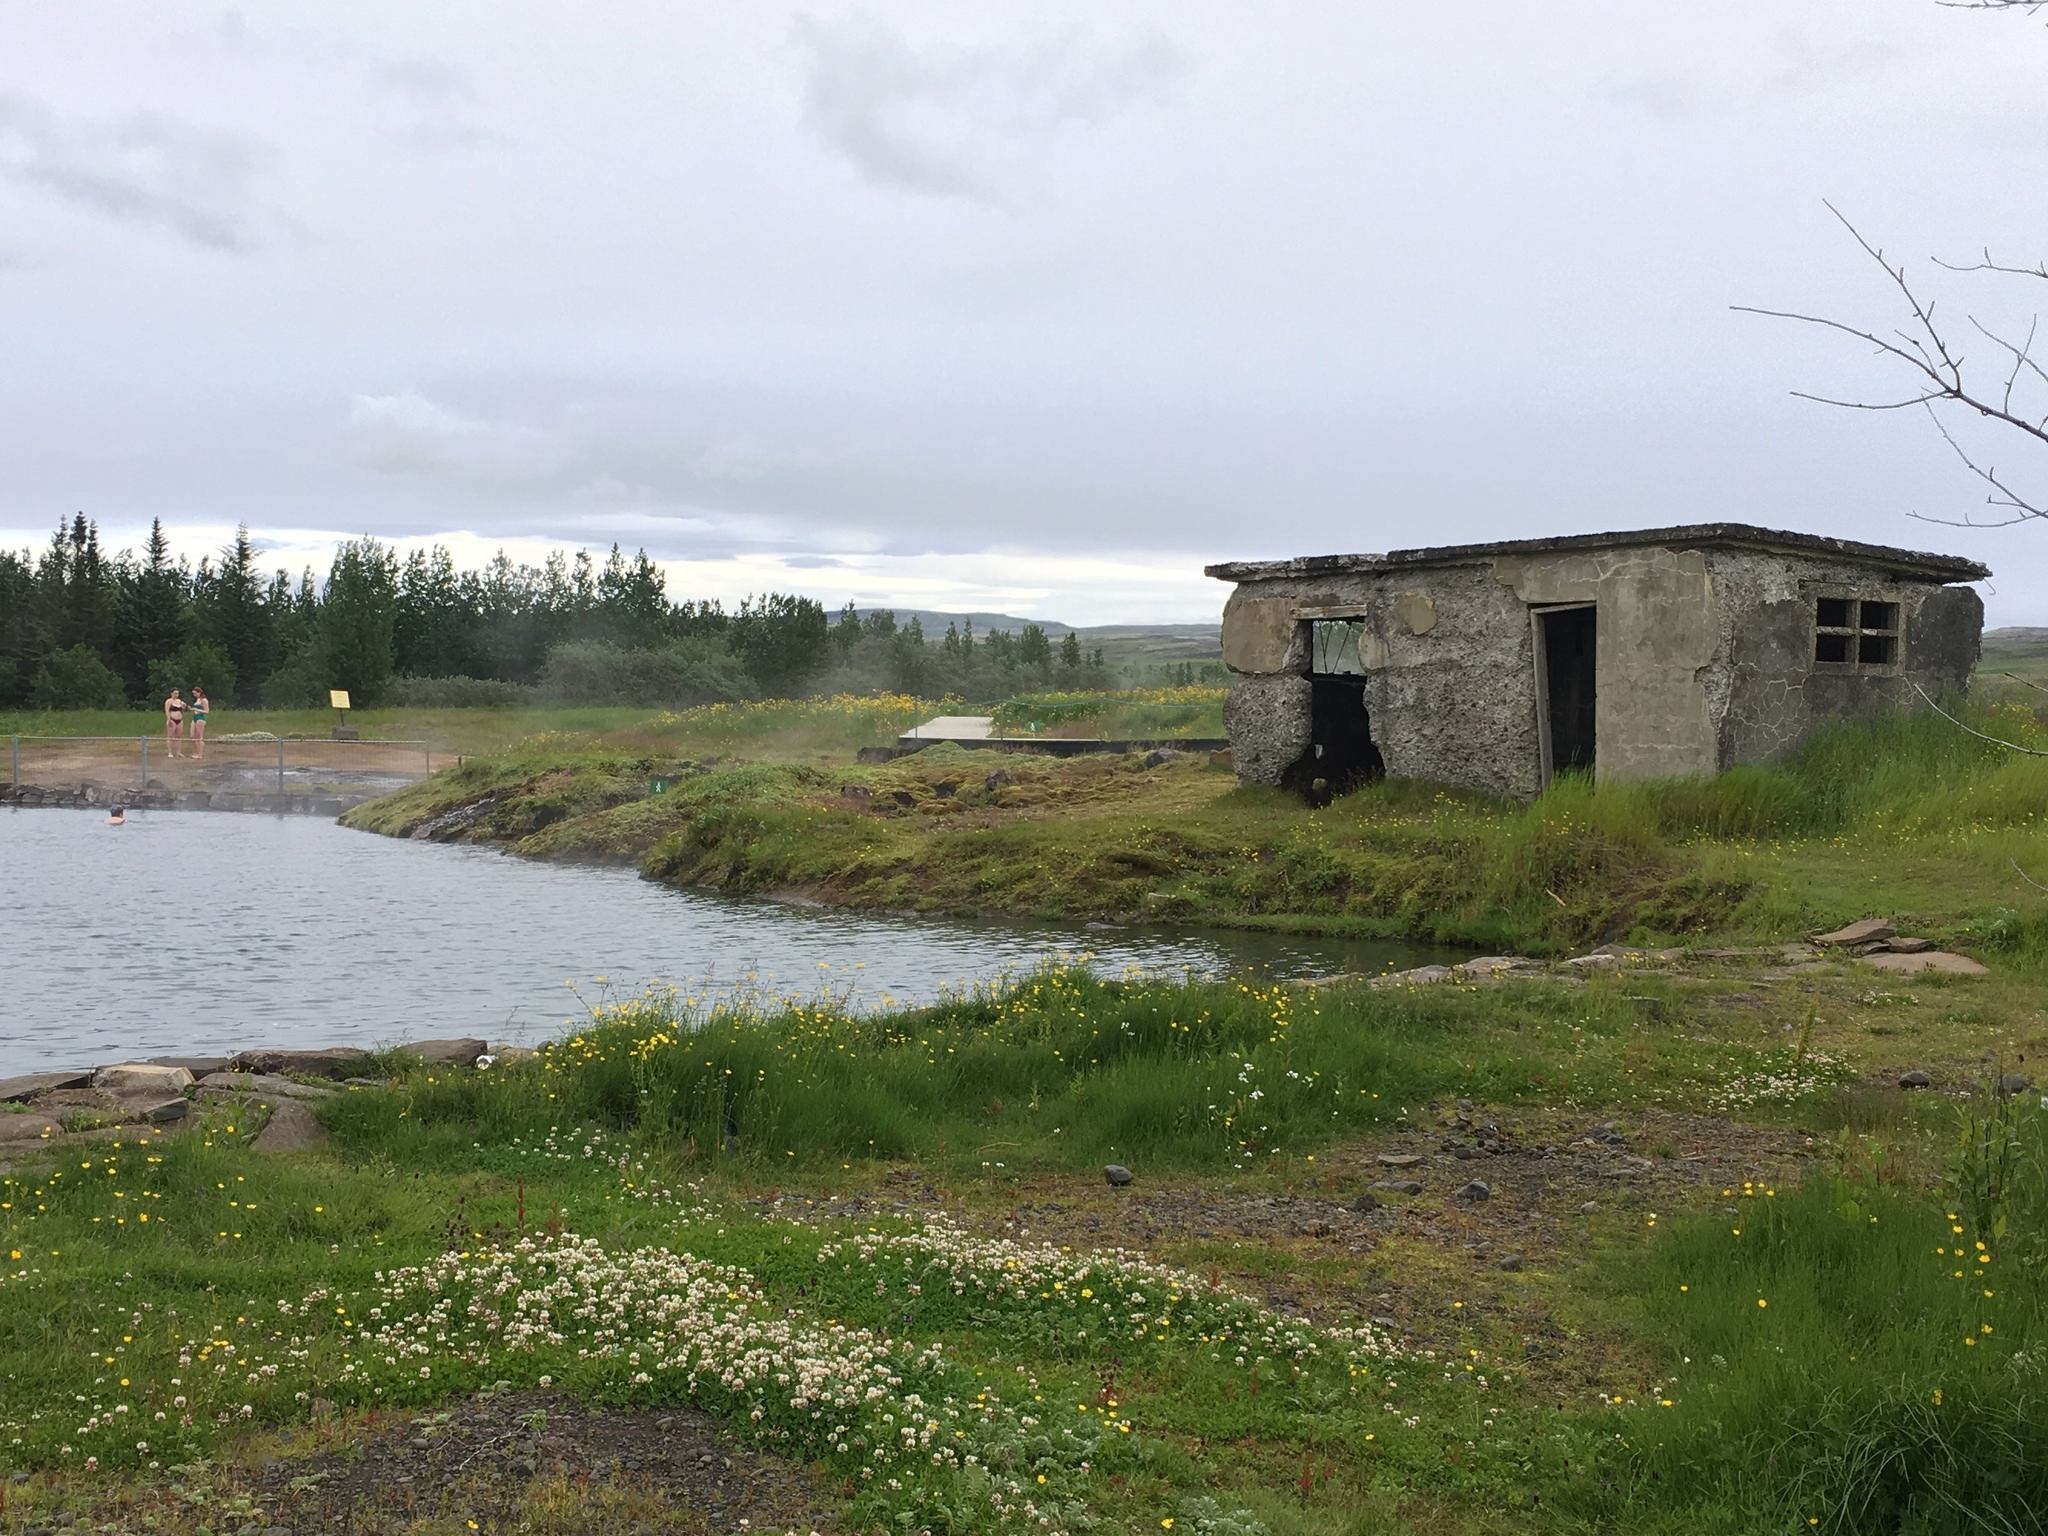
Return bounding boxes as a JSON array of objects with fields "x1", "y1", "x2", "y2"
[{"x1": 1, "y1": 2, "x2": 2043, "y2": 625}]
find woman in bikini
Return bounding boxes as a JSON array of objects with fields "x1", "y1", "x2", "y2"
[
  {"x1": 163, "y1": 688, "x2": 185, "y2": 759},
  {"x1": 189, "y1": 685, "x2": 209, "y2": 760}
]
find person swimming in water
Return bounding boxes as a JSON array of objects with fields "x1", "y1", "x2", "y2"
[
  {"x1": 163, "y1": 688, "x2": 185, "y2": 759},
  {"x1": 105, "y1": 805, "x2": 126, "y2": 825},
  {"x1": 189, "y1": 685, "x2": 209, "y2": 761}
]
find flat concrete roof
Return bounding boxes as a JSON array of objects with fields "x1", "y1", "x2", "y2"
[{"x1": 1205, "y1": 522, "x2": 1990, "y2": 585}]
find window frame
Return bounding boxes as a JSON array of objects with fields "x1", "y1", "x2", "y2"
[{"x1": 1811, "y1": 588, "x2": 1905, "y2": 675}]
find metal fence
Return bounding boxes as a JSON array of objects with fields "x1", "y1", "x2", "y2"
[{"x1": 7, "y1": 735, "x2": 437, "y2": 796}]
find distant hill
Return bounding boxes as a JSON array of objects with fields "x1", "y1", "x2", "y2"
[
  {"x1": 1982, "y1": 626, "x2": 2048, "y2": 688},
  {"x1": 852, "y1": 609, "x2": 1221, "y2": 666}
]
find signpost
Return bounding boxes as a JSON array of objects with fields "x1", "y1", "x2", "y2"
[{"x1": 330, "y1": 690, "x2": 357, "y2": 741}]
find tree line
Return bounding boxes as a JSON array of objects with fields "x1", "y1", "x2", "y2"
[{"x1": 0, "y1": 518, "x2": 1110, "y2": 712}]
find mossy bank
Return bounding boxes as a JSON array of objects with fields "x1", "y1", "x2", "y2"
[{"x1": 342, "y1": 699, "x2": 2048, "y2": 958}]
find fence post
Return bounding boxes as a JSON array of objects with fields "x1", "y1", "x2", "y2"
[
  {"x1": 9, "y1": 735, "x2": 17, "y2": 787},
  {"x1": 139, "y1": 735, "x2": 148, "y2": 785},
  {"x1": 277, "y1": 737, "x2": 285, "y2": 795}
]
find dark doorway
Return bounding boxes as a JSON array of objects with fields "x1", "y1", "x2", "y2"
[
  {"x1": 1536, "y1": 605, "x2": 1597, "y2": 779},
  {"x1": 1283, "y1": 676, "x2": 1385, "y2": 804}
]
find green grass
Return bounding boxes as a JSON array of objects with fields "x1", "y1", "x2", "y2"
[{"x1": 5, "y1": 968, "x2": 2044, "y2": 1534}]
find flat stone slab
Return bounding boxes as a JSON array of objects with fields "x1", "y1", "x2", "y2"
[
  {"x1": 251, "y1": 1097, "x2": 329, "y2": 1153},
  {"x1": 93, "y1": 1063, "x2": 194, "y2": 1095},
  {"x1": 395, "y1": 1038, "x2": 489, "y2": 1067},
  {"x1": 145, "y1": 1055, "x2": 234, "y2": 1074},
  {"x1": 1861, "y1": 951, "x2": 1988, "y2": 976},
  {"x1": 0, "y1": 1070, "x2": 92, "y2": 1103},
  {"x1": 199, "y1": 1072, "x2": 337, "y2": 1101},
  {"x1": 0, "y1": 1113, "x2": 61, "y2": 1144},
  {"x1": 1814, "y1": 918, "x2": 1896, "y2": 948},
  {"x1": 230, "y1": 1048, "x2": 377, "y2": 1080},
  {"x1": 1376, "y1": 1153, "x2": 1425, "y2": 1168}
]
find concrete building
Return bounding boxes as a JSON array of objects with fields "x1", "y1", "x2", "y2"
[{"x1": 1206, "y1": 524, "x2": 1987, "y2": 799}]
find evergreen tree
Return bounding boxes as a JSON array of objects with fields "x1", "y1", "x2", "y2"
[
  {"x1": 1019, "y1": 622, "x2": 1053, "y2": 669},
  {"x1": 196, "y1": 523, "x2": 272, "y2": 706},
  {"x1": 112, "y1": 519, "x2": 188, "y2": 701},
  {"x1": 1059, "y1": 629, "x2": 1083, "y2": 670},
  {"x1": 319, "y1": 537, "x2": 400, "y2": 700}
]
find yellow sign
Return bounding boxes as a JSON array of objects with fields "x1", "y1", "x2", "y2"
[{"x1": 329, "y1": 690, "x2": 352, "y2": 710}]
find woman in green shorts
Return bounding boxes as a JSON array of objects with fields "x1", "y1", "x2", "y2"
[{"x1": 189, "y1": 685, "x2": 210, "y2": 761}]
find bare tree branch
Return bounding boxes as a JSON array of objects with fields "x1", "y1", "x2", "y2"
[
  {"x1": 2000, "y1": 670, "x2": 2048, "y2": 696},
  {"x1": 1737, "y1": 202, "x2": 2048, "y2": 527},
  {"x1": 2014, "y1": 860, "x2": 2048, "y2": 896},
  {"x1": 1912, "y1": 681, "x2": 2048, "y2": 755}
]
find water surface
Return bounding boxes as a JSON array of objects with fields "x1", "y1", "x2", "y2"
[{"x1": 2, "y1": 808, "x2": 1446, "y2": 1073}]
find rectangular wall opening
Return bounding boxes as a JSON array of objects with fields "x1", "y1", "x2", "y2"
[
  {"x1": 1288, "y1": 619, "x2": 1384, "y2": 803},
  {"x1": 1535, "y1": 604, "x2": 1597, "y2": 781}
]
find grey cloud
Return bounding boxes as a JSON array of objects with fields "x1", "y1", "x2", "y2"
[
  {"x1": 369, "y1": 57, "x2": 497, "y2": 150},
  {"x1": 782, "y1": 554, "x2": 848, "y2": 568},
  {"x1": 347, "y1": 393, "x2": 568, "y2": 485},
  {"x1": 789, "y1": 12, "x2": 1185, "y2": 203},
  {"x1": 0, "y1": 89, "x2": 287, "y2": 252},
  {"x1": 1595, "y1": 28, "x2": 1898, "y2": 120}
]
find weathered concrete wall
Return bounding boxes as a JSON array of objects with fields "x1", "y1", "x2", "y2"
[
  {"x1": 1490, "y1": 546, "x2": 1722, "y2": 783},
  {"x1": 1714, "y1": 551, "x2": 1982, "y2": 766},
  {"x1": 1221, "y1": 564, "x2": 1546, "y2": 797}
]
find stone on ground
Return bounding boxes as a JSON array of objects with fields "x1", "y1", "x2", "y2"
[
  {"x1": 130, "y1": 1097, "x2": 191, "y2": 1124},
  {"x1": 251, "y1": 1098, "x2": 329, "y2": 1153},
  {"x1": 92, "y1": 1063, "x2": 194, "y2": 1095},
  {"x1": 0, "y1": 1070, "x2": 91, "y2": 1103},
  {"x1": 0, "y1": 1113, "x2": 61, "y2": 1144},
  {"x1": 1455, "y1": 1179, "x2": 1491, "y2": 1202},
  {"x1": 1898, "y1": 1069, "x2": 1933, "y2": 1089},
  {"x1": 230, "y1": 1047, "x2": 377, "y2": 1080},
  {"x1": 145, "y1": 1055, "x2": 233, "y2": 1074},
  {"x1": 395, "y1": 1037, "x2": 490, "y2": 1067},
  {"x1": 1813, "y1": 917, "x2": 1896, "y2": 947},
  {"x1": 1376, "y1": 1152, "x2": 1424, "y2": 1168},
  {"x1": 199, "y1": 1072, "x2": 336, "y2": 1101},
  {"x1": 1998, "y1": 1073, "x2": 2034, "y2": 1097},
  {"x1": 1860, "y1": 951, "x2": 1988, "y2": 976},
  {"x1": 1103, "y1": 1164, "x2": 1134, "y2": 1187},
  {"x1": 1373, "y1": 1179, "x2": 1425, "y2": 1195}
]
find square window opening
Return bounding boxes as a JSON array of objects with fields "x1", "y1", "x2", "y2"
[
  {"x1": 1858, "y1": 632, "x2": 1898, "y2": 666},
  {"x1": 1859, "y1": 600, "x2": 1900, "y2": 632},
  {"x1": 1815, "y1": 632, "x2": 1851, "y2": 664},
  {"x1": 1816, "y1": 596, "x2": 1853, "y2": 628}
]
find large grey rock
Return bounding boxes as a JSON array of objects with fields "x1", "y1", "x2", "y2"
[
  {"x1": 250, "y1": 1098, "x2": 328, "y2": 1153},
  {"x1": 0, "y1": 1113, "x2": 61, "y2": 1144},
  {"x1": 1882, "y1": 937, "x2": 1936, "y2": 955},
  {"x1": 93, "y1": 1064, "x2": 193, "y2": 1095},
  {"x1": 0, "y1": 1070, "x2": 91, "y2": 1103},
  {"x1": 145, "y1": 1055, "x2": 232, "y2": 1074},
  {"x1": 1103, "y1": 1164, "x2": 1134, "y2": 1187},
  {"x1": 1898, "y1": 1070, "x2": 1933, "y2": 1089},
  {"x1": 199, "y1": 1072, "x2": 337, "y2": 1101},
  {"x1": 395, "y1": 1038, "x2": 489, "y2": 1068},
  {"x1": 1455, "y1": 1179, "x2": 1491, "y2": 1202},
  {"x1": 130, "y1": 1097, "x2": 190, "y2": 1125},
  {"x1": 229, "y1": 1047, "x2": 377, "y2": 1080},
  {"x1": 1998, "y1": 1073, "x2": 2034, "y2": 1098},
  {"x1": 1813, "y1": 918, "x2": 1896, "y2": 948}
]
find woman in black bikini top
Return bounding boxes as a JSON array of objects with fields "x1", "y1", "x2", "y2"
[{"x1": 163, "y1": 689, "x2": 185, "y2": 760}]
